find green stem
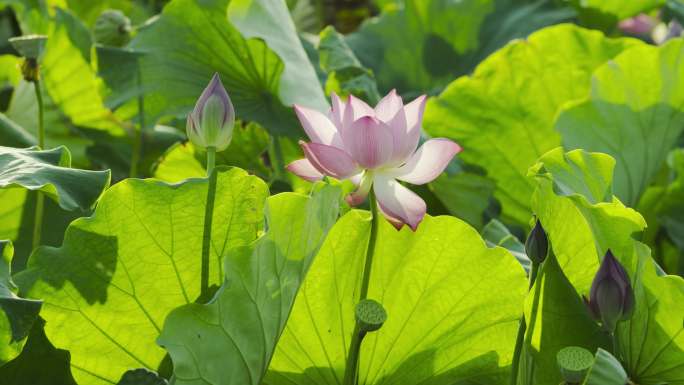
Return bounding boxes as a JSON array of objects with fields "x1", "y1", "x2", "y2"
[
  {"x1": 32, "y1": 79, "x2": 45, "y2": 250},
  {"x1": 268, "y1": 135, "x2": 285, "y2": 182},
  {"x1": 359, "y1": 191, "x2": 379, "y2": 301},
  {"x1": 509, "y1": 262, "x2": 540, "y2": 385},
  {"x1": 200, "y1": 147, "x2": 217, "y2": 300},
  {"x1": 129, "y1": 70, "x2": 145, "y2": 178},
  {"x1": 610, "y1": 331, "x2": 620, "y2": 361},
  {"x1": 343, "y1": 323, "x2": 365, "y2": 385}
]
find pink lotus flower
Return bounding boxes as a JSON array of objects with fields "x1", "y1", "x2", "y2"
[{"x1": 287, "y1": 90, "x2": 461, "y2": 230}]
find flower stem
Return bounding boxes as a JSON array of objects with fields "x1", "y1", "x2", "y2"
[
  {"x1": 200, "y1": 146, "x2": 217, "y2": 300},
  {"x1": 359, "y1": 190, "x2": 379, "y2": 301},
  {"x1": 343, "y1": 323, "x2": 365, "y2": 385},
  {"x1": 129, "y1": 69, "x2": 145, "y2": 178},
  {"x1": 509, "y1": 261, "x2": 540, "y2": 385},
  {"x1": 342, "y1": 192, "x2": 380, "y2": 385},
  {"x1": 31, "y1": 79, "x2": 45, "y2": 251}
]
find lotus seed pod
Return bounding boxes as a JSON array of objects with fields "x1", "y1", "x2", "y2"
[
  {"x1": 355, "y1": 299, "x2": 387, "y2": 333},
  {"x1": 556, "y1": 346, "x2": 593, "y2": 384},
  {"x1": 525, "y1": 218, "x2": 549, "y2": 264},
  {"x1": 186, "y1": 73, "x2": 235, "y2": 151},
  {"x1": 94, "y1": 9, "x2": 132, "y2": 47},
  {"x1": 8, "y1": 35, "x2": 47, "y2": 59}
]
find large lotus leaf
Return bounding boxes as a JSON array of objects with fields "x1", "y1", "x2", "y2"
[
  {"x1": 529, "y1": 148, "x2": 684, "y2": 384},
  {"x1": 558, "y1": 38, "x2": 684, "y2": 207},
  {"x1": 571, "y1": 0, "x2": 664, "y2": 21},
  {"x1": 656, "y1": 149, "x2": 684, "y2": 251},
  {"x1": 346, "y1": 0, "x2": 575, "y2": 95},
  {"x1": 14, "y1": 168, "x2": 269, "y2": 384},
  {"x1": 124, "y1": 0, "x2": 325, "y2": 137},
  {"x1": 266, "y1": 212, "x2": 528, "y2": 385},
  {"x1": 519, "y1": 252, "x2": 606, "y2": 385},
  {"x1": 0, "y1": 189, "x2": 26, "y2": 242},
  {"x1": 157, "y1": 184, "x2": 342, "y2": 385},
  {"x1": 0, "y1": 240, "x2": 41, "y2": 364},
  {"x1": 318, "y1": 25, "x2": 381, "y2": 104},
  {"x1": 0, "y1": 146, "x2": 110, "y2": 211},
  {"x1": 428, "y1": 171, "x2": 496, "y2": 230},
  {"x1": 424, "y1": 24, "x2": 638, "y2": 225}
]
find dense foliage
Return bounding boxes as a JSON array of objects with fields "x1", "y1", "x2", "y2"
[{"x1": 0, "y1": 1, "x2": 683, "y2": 385}]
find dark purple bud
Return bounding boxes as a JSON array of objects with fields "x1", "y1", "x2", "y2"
[
  {"x1": 586, "y1": 250, "x2": 635, "y2": 332},
  {"x1": 525, "y1": 218, "x2": 548, "y2": 264}
]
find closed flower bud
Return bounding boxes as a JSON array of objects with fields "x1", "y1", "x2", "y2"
[
  {"x1": 525, "y1": 218, "x2": 548, "y2": 264},
  {"x1": 584, "y1": 250, "x2": 635, "y2": 332},
  {"x1": 94, "y1": 9, "x2": 132, "y2": 47},
  {"x1": 186, "y1": 73, "x2": 235, "y2": 151}
]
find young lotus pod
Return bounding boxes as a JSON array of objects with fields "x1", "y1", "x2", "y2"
[
  {"x1": 584, "y1": 250, "x2": 635, "y2": 332},
  {"x1": 525, "y1": 218, "x2": 548, "y2": 264},
  {"x1": 355, "y1": 299, "x2": 387, "y2": 333},
  {"x1": 8, "y1": 35, "x2": 47, "y2": 59},
  {"x1": 556, "y1": 346, "x2": 593, "y2": 384},
  {"x1": 186, "y1": 73, "x2": 235, "y2": 152},
  {"x1": 94, "y1": 9, "x2": 132, "y2": 47}
]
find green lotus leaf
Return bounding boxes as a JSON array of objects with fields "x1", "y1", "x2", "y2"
[
  {"x1": 157, "y1": 184, "x2": 342, "y2": 385},
  {"x1": 582, "y1": 348, "x2": 628, "y2": 385},
  {"x1": 424, "y1": 24, "x2": 638, "y2": 225},
  {"x1": 558, "y1": 38, "x2": 684, "y2": 207},
  {"x1": 0, "y1": 146, "x2": 110, "y2": 211},
  {"x1": 123, "y1": 0, "x2": 326, "y2": 137},
  {"x1": 0, "y1": 240, "x2": 42, "y2": 364},
  {"x1": 14, "y1": 168, "x2": 269, "y2": 384},
  {"x1": 529, "y1": 148, "x2": 684, "y2": 385},
  {"x1": 266, "y1": 212, "x2": 527, "y2": 385}
]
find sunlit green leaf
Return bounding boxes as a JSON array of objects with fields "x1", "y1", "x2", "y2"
[
  {"x1": 425, "y1": 24, "x2": 638, "y2": 225},
  {"x1": 267, "y1": 212, "x2": 527, "y2": 385},
  {"x1": 157, "y1": 184, "x2": 342, "y2": 385},
  {"x1": 529, "y1": 148, "x2": 684, "y2": 385},
  {"x1": 558, "y1": 38, "x2": 684, "y2": 206},
  {"x1": 15, "y1": 168, "x2": 269, "y2": 384}
]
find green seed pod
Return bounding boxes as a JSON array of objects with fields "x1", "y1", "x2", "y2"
[
  {"x1": 8, "y1": 35, "x2": 47, "y2": 59},
  {"x1": 556, "y1": 346, "x2": 593, "y2": 384},
  {"x1": 94, "y1": 9, "x2": 132, "y2": 47},
  {"x1": 355, "y1": 299, "x2": 387, "y2": 333}
]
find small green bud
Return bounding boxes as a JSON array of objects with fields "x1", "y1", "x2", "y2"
[
  {"x1": 186, "y1": 73, "x2": 235, "y2": 151},
  {"x1": 94, "y1": 9, "x2": 132, "y2": 47},
  {"x1": 9, "y1": 35, "x2": 47, "y2": 59},
  {"x1": 355, "y1": 299, "x2": 387, "y2": 333},
  {"x1": 556, "y1": 346, "x2": 593, "y2": 384},
  {"x1": 525, "y1": 218, "x2": 548, "y2": 264}
]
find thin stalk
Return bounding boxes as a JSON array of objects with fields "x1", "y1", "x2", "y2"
[
  {"x1": 343, "y1": 323, "x2": 365, "y2": 385},
  {"x1": 200, "y1": 147, "x2": 217, "y2": 300},
  {"x1": 31, "y1": 79, "x2": 45, "y2": 250},
  {"x1": 129, "y1": 70, "x2": 145, "y2": 178},
  {"x1": 359, "y1": 191, "x2": 379, "y2": 301},
  {"x1": 610, "y1": 331, "x2": 620, "y2": 361},
  {"x1": 268, "y1": 135, "x2": 285, "y2": 182},
  {"x1": 509, "y1": 262, "x2": 540, "y2": 385}
]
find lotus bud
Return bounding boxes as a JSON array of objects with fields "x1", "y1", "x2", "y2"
[
  {"x1": 556, "y1": 346, "x2": 593, "y2": 383},
  {"x1": 584, "y1": 250, "x2": 635, "y2": 332},
  {"x1": 94, "y1": 9, "x2": 132, "y2": 47},
  {"x1": 186, "y1": 73, "x2": 235, "y2": 152},
  {"x1": 525, "y1": 218, "x2": 548, "y2": 264},
  {"x1": 355, "y1": 299, "x2": 387, "y2": 333},
  {"x1": 9, "y1": 35, "x2": 48, "y2": 82}
]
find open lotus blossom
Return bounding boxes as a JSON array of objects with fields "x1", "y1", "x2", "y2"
[{"x1": 287, "y1": 90, "x2": 461, "y2": 230}]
